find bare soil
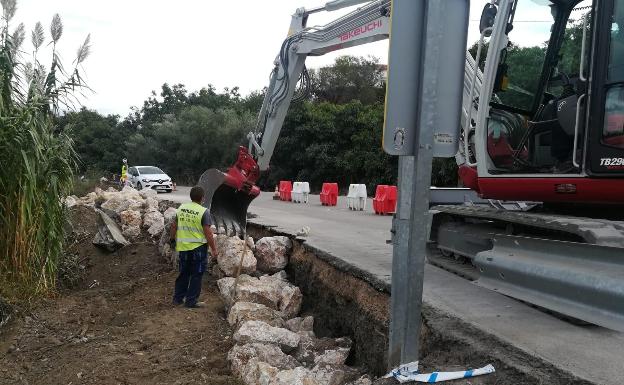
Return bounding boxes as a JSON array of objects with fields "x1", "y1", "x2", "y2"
[{"x1": 0, "y1": 214, "x2": 242, "y2": 385}]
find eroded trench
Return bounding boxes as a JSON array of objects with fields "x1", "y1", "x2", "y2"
[{"x1": 246, "y1": 223, "x2": 593, "y2": 385}]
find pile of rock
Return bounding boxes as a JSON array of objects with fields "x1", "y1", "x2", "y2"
[
  {"x1": 66, "y1": 186, "x2": 174, "y2": 252},
  {"x1": 215, "y1": 234, "x2": 372, "y2": 385}
]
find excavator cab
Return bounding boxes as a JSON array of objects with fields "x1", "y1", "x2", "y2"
[{"x1": 461, "y1": 0, "x2": 624, "y2": 204}]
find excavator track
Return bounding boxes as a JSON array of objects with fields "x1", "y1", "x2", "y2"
[
  {"x1": 426, "y1": 245, "x2": 479, "y2": 281},
  {"x1": 431, "y1": 204, "x2": 624, "y2": 247},
  {"x1": 428, "y1": 205, "x2": 624, "y2": 332}
]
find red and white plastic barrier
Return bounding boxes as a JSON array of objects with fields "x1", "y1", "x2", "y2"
[
  {"x1": 347, "y1": 184, "x2": 367, "y2": 211},
  {"x1": 320, "y1": 183, "x2": 338, "y2": 206},
  {"x1": 279, "y1": 180, "x2": 293, "y2": 201},
  {"x1": 373, "y1": 185, "x2": 397, "y2": 215},
  {"x1": 292, "y1": 182, "x2": 310, "y2": 203}
]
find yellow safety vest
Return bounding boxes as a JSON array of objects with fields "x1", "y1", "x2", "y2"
[
  {"x1": 121, "y1": 164, "x2": 128, "y2": 178},
  {"x1": 176, "y1": 202, "x2": 208, "y2": 252}
]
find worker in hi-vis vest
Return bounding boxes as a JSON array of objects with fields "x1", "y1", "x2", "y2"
[
  {"x1": 120, "y1": 158, "x2": 128, "y2": 187},
  {"x1": 169, "y1": 186, "x2": 218, "y2": 308}
]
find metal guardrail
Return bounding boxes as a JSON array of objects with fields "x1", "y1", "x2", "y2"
[{"x1": 475, "y1": 234, "x2": 624, "y2": 332}]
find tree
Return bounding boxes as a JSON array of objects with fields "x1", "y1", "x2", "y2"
[
  {"x1": 125, "y1": 104, "x2": 254, "y2": 184},
  {"x1": 309, "y1": 55, "x2": 386, "y2": 105},
  {"x1": 57, "y1": 109, "x2": 128, "y2": 173},
  {"x1": 66, "y1": 55, "x2": 460, "y2": 191}
]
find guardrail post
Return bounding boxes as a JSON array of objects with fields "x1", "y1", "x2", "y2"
[{"x1": 385, "y1": 0, "x2": 469, "y2": 370}]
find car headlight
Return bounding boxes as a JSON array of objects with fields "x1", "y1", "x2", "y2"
[{"x1": 142, "y1": 179, "x2": 149, "y2": 182}]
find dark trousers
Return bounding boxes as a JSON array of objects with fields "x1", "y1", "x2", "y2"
[{"x1": 173, "y1": 244, "x2": 208, "y2": 307}]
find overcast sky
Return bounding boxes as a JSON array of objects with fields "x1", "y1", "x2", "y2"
[{"x1": 11, "y1": 0, "x2": 561, "y2": 117}]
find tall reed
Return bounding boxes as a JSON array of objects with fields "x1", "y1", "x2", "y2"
[{"x1": 0, "y1": 0, "x2": 90, "y2": 300}]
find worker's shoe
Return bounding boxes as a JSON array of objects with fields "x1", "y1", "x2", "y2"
[
  {"x1": 185, "y1": 301, "x2": 206, "y2": 309},
  {"x1": 172, "y1": 299, "x2": 184, "y2": 306}
]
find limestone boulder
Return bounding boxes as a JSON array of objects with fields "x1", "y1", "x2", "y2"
[
  {"x1": 144, "y1": 196, "x2": 159, "y2": 212},
  {"x1": 285, "y1": 316, "x2": 314, "y2": 335},
  {"x1": 120, "y1": 210, "x2": 142, "y2": 228},
  {"x1": 255, "y1": 236, "x2": 292, "y2": 273},
  {"x1": 158, "y1": 208, "x2": 177, "y2": 263},
  {"x1": 122, "y1": 224, "x2": 141, "y2": 240},
  {"x1": 128, "y1": 200, "x2": 144, "y2": 212},
  {"x1": 94, "y1": 187, "x2": 116, "y2": 203},
  {"x1": 294, "y1": 335, "x2": 352, "y2": 368},
  {"x1": 246, "y1": 236, "x2": 255, "y2": 250},
  {"x1": 227, "y1": 302, "x2": 286, "y2": 330},
  {"x1": 217, "y1": 274, "x2": 301, "y2": 316},
  {"x1": 216, "y1": 235, "x2": 257, "y2": 276},
  {"x1": 234, "y1": 320, "x2": 300, "y2": 353},
  {"x1": 143, "y1": 210, "x2": 163, "y2": 229},
  {"x1": 143, "y1": 210, "x2": 164, "y2": 238},
  {"x1": 279, "y1": 284, "x2": 303, "y2": 319},
  {"x1": 163, "y1": 207, "x2": 177, "y2": 222},
  {"x1": 121, "y1": 185, "x2": 143, "y2": 200},
  {"x1": 80, "y1": 192, "x2": 97, "y2": 205},
  {"x1": 235, "y1": 275, "x2": 282, "y2": 310},
  {"x1": 147, "y1": 219, "x2": 165, "y2": 237},
  {"x1": 217, "y1": 277, "x2": 236, "y2": 307},
  {"x1": 272, "y1": 270, "x2": 288, "y2": 281},
  {"x1": 228, "y1": 343, "x2": 299, "y2": 378},
  {"x1": 139, "y1": 188, "x2": 158, "y2": 199},
  {"x1": 345, "y1": 376, "x2": 373, "y2": 385},
  {"x1": 100, "y1": 195, "x2": 131, "y2": 214},
  {"x1": 314, "y1": 347, "x2": 352, "y2": 366},
  {"x1": 312, "y1": 364, "x2": 364, "y2": 385},
  {"x1": 272, "y1": 367, "x2": 320, "y2": 385},
  {"x1": 241, "y1": 359, "x2": 280, "y2": 385},
  {"x1": 64, "y1": 195, "x2": 78, "y2": 208},
  {"x1": 211, "y1": 264, "x2": 226, "y2": 279}
]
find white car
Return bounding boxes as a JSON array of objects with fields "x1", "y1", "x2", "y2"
[{"x1": 127, "y1": 166, "x2": 173, "y2": 193}]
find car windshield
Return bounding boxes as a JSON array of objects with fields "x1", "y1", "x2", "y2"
[{"x1": 137, "y1": 166, "x2": 165, "y2": 175}]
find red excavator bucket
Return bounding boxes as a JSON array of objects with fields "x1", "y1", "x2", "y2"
[{"x1": 197, "y1": 146, "x2": 261, "y2": 238}]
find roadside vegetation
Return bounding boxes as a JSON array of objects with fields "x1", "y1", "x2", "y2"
[
  {"x1": 59, "y1": 56, "x2": 459, "y2": 190},
  {"x1": 0, "y1": 0, "x2": 90, "y2": 301}
]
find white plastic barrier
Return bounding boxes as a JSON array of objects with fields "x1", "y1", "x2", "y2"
[
  {"x1": 347, "y1": 184, "x2": 367, "y2": 211},
  {"x1": 291, "y1": 181, "x2": 310, "y2": 203}
]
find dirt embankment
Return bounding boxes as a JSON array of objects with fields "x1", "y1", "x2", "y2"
[
  {"x1": 248, "y1": 224, "x2": 592, "y2": 385},
  {"x1": 0, "y1": 207, "x2": 242, "y2": 385}
]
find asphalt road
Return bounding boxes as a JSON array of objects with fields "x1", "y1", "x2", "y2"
[{"x1": 164, "y1": 186, "x2": 624, "y2": 385}]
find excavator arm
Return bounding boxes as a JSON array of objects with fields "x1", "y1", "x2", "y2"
[
  {"x1": 200, "y1": 0, "x2": 480, "y2": 236},
  {"x1": 199, "y1": 0, "x2": 392, "y2": 236},
  {"x1": 249, "y1": 0, "x2": 391, "y2": 171}
]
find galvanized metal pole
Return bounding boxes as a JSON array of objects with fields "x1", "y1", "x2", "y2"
[
  {"x1": 386, "y1": 0, "x2": 470, "y2": 370},
  {"x1": 386, "y1": 0, "x2": 427, "y2": 368},
  {"x1": 388, "y1": 155, "x2": 415, "y2": 366}
]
